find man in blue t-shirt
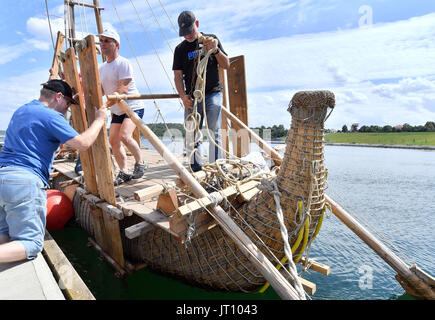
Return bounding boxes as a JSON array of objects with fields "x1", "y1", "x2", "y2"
[{"x1": 0, "y1": 79, "x2": 108, "y2": 263}]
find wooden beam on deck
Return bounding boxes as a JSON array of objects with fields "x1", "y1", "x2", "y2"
[{"x1": 77, "y1": 35, "x2": 125, "y2": 268}]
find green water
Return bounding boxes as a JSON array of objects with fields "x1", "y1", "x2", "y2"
[{"x1": 50, "y1": 226, "x2": 280, "y2": 300}]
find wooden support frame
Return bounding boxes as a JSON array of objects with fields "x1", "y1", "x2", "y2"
[
  {"x1": 227, "y1": 56, "x2": 249, "y2": 157},
  {"x1": 77, "y1": 35, "x2": 125, "y2": 268},
  {"x1": 61, "y1": 47, "x2": 98, "y2": 195},
  {"x1": 50, "y1": 31, "x2": 65, "y2": 79}
]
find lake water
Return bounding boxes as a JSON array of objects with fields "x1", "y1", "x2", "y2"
[{"x1": 50, "y1": 142, "x2": 435, "y2": 300}]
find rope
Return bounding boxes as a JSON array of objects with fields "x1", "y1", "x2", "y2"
[
  {"x1": 258, "y1": 178, "x2": 306, "y2": 299},
  {"x1": 111, "y1": 0, "x2": 175, "y2": 139},
  {"x1": 44, "y1": 0, "x2": 55, "y2": 50}
]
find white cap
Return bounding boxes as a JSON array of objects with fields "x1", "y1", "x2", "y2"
[{"x1": 98, "y1": 28, "x2": 120, "y2": 44}]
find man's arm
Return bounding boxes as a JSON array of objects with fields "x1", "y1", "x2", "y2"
[
  {"x1": 65, "y1": 106, "x2": 109, "y2": 151},
  {"x1": 174, "y1": 70, "x2": 192, "y2": 110},
  {"x1": 203, "y1": 37, "x2": 230, "y2": 69}
]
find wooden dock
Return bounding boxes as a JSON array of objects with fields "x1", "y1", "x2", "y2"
[{"x1": 0, "y1": 253, "x2": 64, "y2": 300}]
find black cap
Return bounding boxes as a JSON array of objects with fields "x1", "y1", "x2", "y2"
[
  {"x1": 178, "y1": 11, "x2": 196, "y2": 36},
  {"x1": 42, "y1": 79, "x2": 77, "y2": 105}
]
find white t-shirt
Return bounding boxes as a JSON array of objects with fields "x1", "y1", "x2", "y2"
[{"x1": 99, "y1": 55, "x2": 143, "y2": 116}]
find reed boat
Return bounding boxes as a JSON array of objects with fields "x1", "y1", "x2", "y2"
[{"x1": 41, "y1": 1, "x2": 434, "y2": 300}]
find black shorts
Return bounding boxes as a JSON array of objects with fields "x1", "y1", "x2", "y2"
[{"x1": 111, "y1": 108, "x2": 144, "y2": 124}]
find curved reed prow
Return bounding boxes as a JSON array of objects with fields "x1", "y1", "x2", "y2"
[{"x1": 242, "y1": 90, "x2": 335, "y2": 262}]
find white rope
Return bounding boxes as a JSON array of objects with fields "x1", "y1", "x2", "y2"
[{"x1": 259, "y1": 178, "x2": 306, "y2": 299}]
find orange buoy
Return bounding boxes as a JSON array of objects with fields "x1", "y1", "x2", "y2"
[{"x1": 46, "y1": 189, "x2": 74, "y2": 231}]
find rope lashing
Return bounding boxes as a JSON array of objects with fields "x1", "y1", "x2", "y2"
[{"x1": 258, "y1": 178, "x2": 306, "y2": 300}]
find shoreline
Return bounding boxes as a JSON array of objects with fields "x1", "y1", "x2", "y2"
[{"x1": 324, "y1": 142, "x2": 435, "y2": 151}]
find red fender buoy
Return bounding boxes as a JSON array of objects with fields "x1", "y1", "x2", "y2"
[{"x1": 46, "y1": 189, "x2": 74, "y2": 231}]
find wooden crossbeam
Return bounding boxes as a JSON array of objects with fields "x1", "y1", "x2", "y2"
[
  {"x1": 176, "y1": 180, "x2": 260, "y2": 217},
  {"x1": 124, "y1": 221, "x2": 154, "y2": 239}
]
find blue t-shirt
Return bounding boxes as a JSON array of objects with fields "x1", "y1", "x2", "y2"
[{"x1": 0, "y1": 100, "x2": 78, "y2": 186}]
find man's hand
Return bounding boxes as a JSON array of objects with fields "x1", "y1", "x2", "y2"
[
  {"x1": 95, "y1": 105, "x2": 109, "y2": 122},
  {"x1": 181, "y1": 94, "x2": 193, "y2": 110},
  {"x1": 203, "y1": 36, "x2": 217, "y2": 53}
]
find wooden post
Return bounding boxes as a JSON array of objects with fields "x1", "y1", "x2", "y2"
[
  {"x1": 219, "y1": 67, "x2": 230, "y2": 157},
  {"x1": 50, "y1": 31, "x2": 65, "y2": 79},
  {"x1": 227, "y1": 56, "x2": 249, "y2": 157},
  {"x1": 77, "y1": 35, "x2": 125, "y2": 268},
  {"x1": 116, "y1": 98, "x2": 301, "y2": 300},
  {"x1": 61, "y1": 48, "x2": 98, "y2": 195},
  {"x1": 66, "y1": 1, "x2": 76, "y2": 48}
]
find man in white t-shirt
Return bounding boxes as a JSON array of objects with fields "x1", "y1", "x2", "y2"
[{"x1": 98, "y1": 28, "x2": 147, "y2": 186}]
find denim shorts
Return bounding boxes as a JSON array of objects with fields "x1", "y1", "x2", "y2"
[
  {"x1": 0, "y1": 166, "x2": 47, "y2": 260},
  {"x1": 111, "y1": 108, "x2": 144, "y2": 124}
]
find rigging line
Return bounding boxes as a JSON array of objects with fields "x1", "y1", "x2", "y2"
[
  {"x1": 157, "y1": 0, "x2": 179, "y2": 37},
  {"x1": 129, "y1": 0, "x2": 179, "y2": 97},
  {"x1": 111, "y1": 0, "x2": 173, "y2": 136},
  {"x1": 142, "y1": 0, "x2": 174, "y2": 54},
  {"x1": 44, "y1": 0, "x2": 55, "y2": 50},
  {"x1": 81, "y1": 0, "x2": 89, "y2": 34},
  {"x1": 77, "y1": 0, "x2": 85, "y2": 36}
]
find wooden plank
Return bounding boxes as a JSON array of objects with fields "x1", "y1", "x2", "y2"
[
  {"x1": 50, "y1": 31, "x2": 65, "y2": 79},
  {"x1": 298, "y1": 277, "x2": 316, "y2": 295},
  {"x1": 43, "y1": 231, "x2": 95, "y2": 300},
  {"x1": 61, "y1": 47, "x2": 98, "y2": 195},
  {"x1": 77, "y1": 35, "x2": 124, "y2": 267},
  {"x1": 77, "y1": 35, "x2": 116, "y2": 204},
  {"x1": 219, "y1": 66, "x2": 230, "y2": 157},
  {"x1": 119, "y1": 200, "x2": 176, "y2": 236},
  {"x1": 177, "y1": 180, "x2": 260, "y2": 217},
  {"x1": 299, "y1": 257, "x2": 331, "y2": 276},
  {"x1": 124, "y1": 221, "x2": 154, "y2": 239},
  {"x1": 227, "y1": 55, "x2": 249, "y2": 157}
]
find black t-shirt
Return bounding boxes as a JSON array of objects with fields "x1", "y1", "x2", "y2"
[{"x1": 172, "y1": 32, "x2": 227, "y2": 96}]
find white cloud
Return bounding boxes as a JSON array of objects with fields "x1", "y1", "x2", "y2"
[{"x1": 372, "y1": 77, "x2": 435, "y2": 99}]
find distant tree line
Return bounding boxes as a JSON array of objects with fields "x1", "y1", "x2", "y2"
[
  {"x1": 251, "y1": 125, "x2": 288, "y2": 140},
  {"x1": 147, "y1": 123, "x2": 186, "y2": 137},
  {"x1": 147, "y1": 123, "x2": 291, "y2": 140},
  {"x1": 340, "y1": 121, "x2": 435, "y2": 133}
]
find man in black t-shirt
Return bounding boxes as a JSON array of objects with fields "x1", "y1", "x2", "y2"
[{"x1": 173, "y1": 10, "x2": 230, "y2": 172}]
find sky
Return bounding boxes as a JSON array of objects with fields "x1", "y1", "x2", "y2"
[{"x1": 0, "y1": 0, "x2": 434, "y2": 130}]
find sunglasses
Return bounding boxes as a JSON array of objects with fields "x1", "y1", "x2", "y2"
[
  {"x1": 61, "y1": 94, "x2": 73, "y2": 107},
  {"x1": 100, "y1": 39, "x2": 115, "y2": 43}
]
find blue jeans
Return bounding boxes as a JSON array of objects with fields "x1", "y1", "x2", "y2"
[
  {"x1": 185, "y1": 92, "x2": 222, "y2": 170},
  {"x1": 0, "y1": 166, "x2": 47, "y2": 260}
]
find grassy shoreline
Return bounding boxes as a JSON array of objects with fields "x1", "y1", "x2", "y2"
[{"x1": 324, "y1": 132, "x2": 435, "y2": 146}]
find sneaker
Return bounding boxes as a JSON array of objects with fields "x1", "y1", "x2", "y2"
[
  {"x1": 114, "y1": 170, "x2": 133, "y2": 186},
  {"x1": 132, "y1": 161, "x2": 148, "y2": 179}
]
